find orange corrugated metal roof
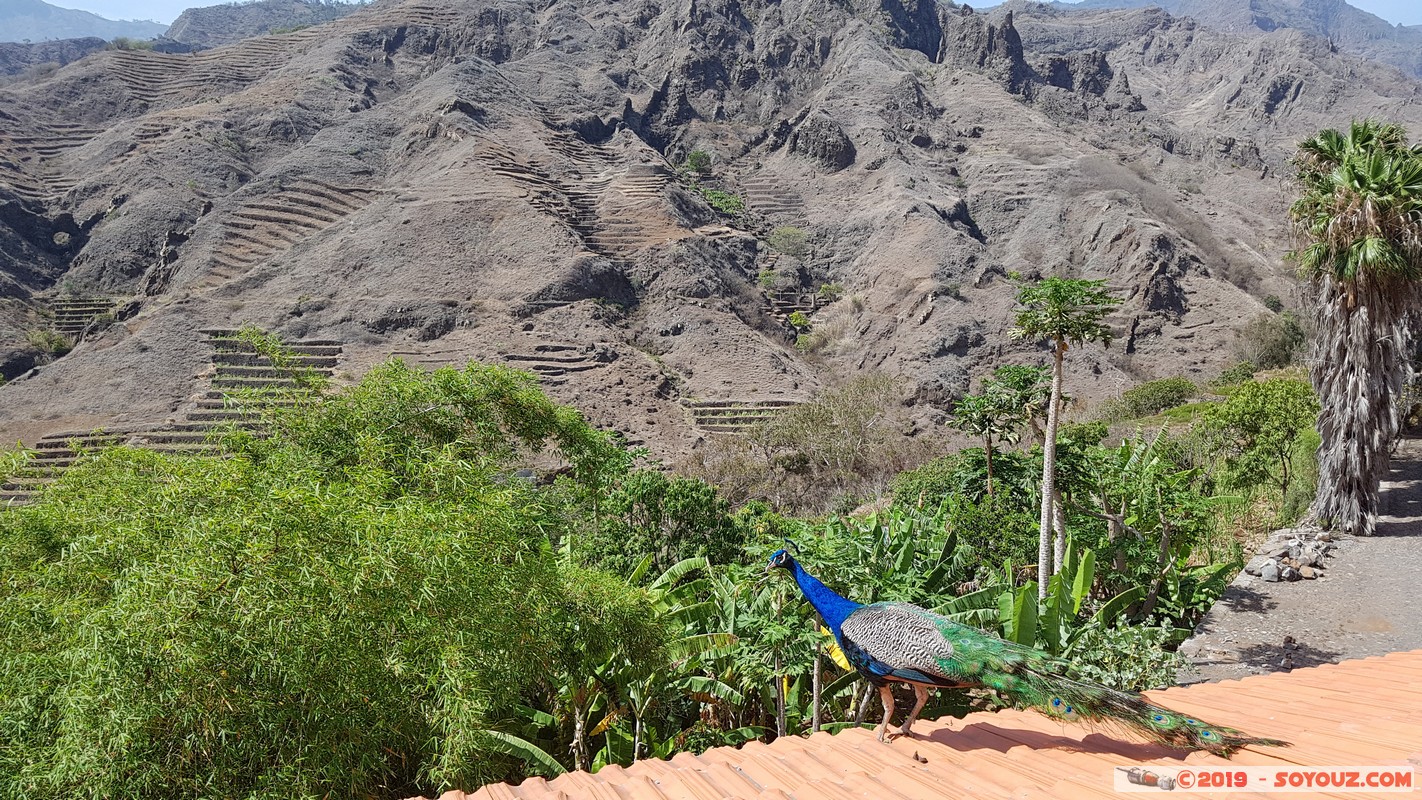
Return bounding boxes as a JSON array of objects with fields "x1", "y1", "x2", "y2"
[{"x1": 430, "y1": 650, "x2": 1422, "y2": 800}]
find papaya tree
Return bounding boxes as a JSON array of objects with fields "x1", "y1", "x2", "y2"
[{"x1": 1010, "y1": 277, "x2": 1121, "y2": 596}]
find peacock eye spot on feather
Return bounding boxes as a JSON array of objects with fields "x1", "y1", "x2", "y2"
[{"x1": 1199, "y1": 729, "x2": 1220, "y2": 741}]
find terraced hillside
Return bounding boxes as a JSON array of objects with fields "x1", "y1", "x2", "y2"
[
  {"x1": 2, "y1": 0, "x2": 1422, "y2": 459},
  {"x1": 209, "y1": 180, "x2": 380, "y2": 285},
  {"x1": 1, "y1": 329, "x2": 341, "y2": 506}
]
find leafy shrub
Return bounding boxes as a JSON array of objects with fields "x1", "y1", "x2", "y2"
[
  {"x1": 1234, "y1": 312, "x2": 1306, "y2": 369},
  {"x1": 107, "y1": 36, "x2": 155, "y2": 50},
  {"x1": 1262, "y1": 294, "x2": 1284, "y2": 313},
  {"x1": 1059, "y1": 420, "x2": 1108, "y2": 446},
  {"x1": 766, "y1": 226, "x2": 808, "y2": 257},
  {"x1": 1120, "y1": 376, "x2": 1195, "y2": 418},
  {"x1": 25, "y1": 329, "x2": 71, "y2": 357},
  {"x1": 699, "y1": 188, "x2": 745, "y2": 216},
  {"x1": 1067, "y1": 624, "x2": 1187, "y2": 691},
  {"x1": 576, "y1": 469, "x2": 747, "y2": 578},
  {"x1": 684, "y1": 149, "x2": 712, "y2": 174},
  {"x1": 941, "y1": 494, "x2": 1039, "y2": 573},
  {"x1": 786, "y1": 311, "x2": 810, "y2": 331},
  {"x1": 816, "y1": 282, "x2": 844, "y2": 302},
  {"x1": 0, "y1": 362, "x2": 664, "y2": 799},
  {"x1": 1212, "y1": 361, "x2": 1257, "y2": 388},
  {"x1": 757, "y1": 269, "x2": 777, "y2": 289},
  {"x1": 891, "y1": 448, "x2": 1035, "y2": 508}
]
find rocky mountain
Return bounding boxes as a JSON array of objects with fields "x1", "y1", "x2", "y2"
[
  {"x1": 0, "y1": 37, "x2": 108, "y2": 79},
  {"x1": 0, "y1": 0, "x2": 166, "y2": 44},
  {"x1": 1051, "y1": 0, "x2": 1422, "y2": 78},
  {"x1": 165, "y1": 0, "x2": 366, "y2": 47},
  {"x1": 1, "y1": 0, "x2": 1420, "y2": 458}
]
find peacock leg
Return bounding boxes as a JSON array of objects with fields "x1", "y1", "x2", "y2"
[
  {"x1": 875, "y1": 685, "x2": 896, "y2": 742},
  {"x1": 890, "y1": 684, "x2": 932, "y2": 740}
]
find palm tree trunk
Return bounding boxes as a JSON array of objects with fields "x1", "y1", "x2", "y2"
[
  {"x1": 1038, "y1": 339, "x2": 1065, "y2": 597},
  {"x1": 1310, "y1": 273, "x2": 1416, "y2": 535}
]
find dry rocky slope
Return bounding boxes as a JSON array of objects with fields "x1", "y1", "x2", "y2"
[
  {"x1": 165, "y1": 0, "x2": 365, "y2": 47},
  {"x1": 1061, "y1": 0, "x2": 1422, "y2": 79},
  {"x1": 1, "y1": 0, "x2": 1420, "y2": 459}
]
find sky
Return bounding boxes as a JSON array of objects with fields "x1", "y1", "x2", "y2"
[{"x1": 39, "y1": 0, "x2": 1422, "y2": 27}]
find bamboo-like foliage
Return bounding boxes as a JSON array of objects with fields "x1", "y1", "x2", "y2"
[{"x1": 1290, "y1": 119, "x2": 1422, "y2": 535}]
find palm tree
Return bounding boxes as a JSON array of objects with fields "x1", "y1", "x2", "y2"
[
  {"x1": 1290, "y1": 119, "x2": 1422, "y2": 535},
  {"x1": 1011, "y1": 277, "x2": 1121, "y2": 596}
]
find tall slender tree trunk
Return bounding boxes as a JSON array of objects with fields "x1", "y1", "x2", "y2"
[
  {"x1": 1052, "y1": 487, "x2": 1066, "y2": 574},
  {"x1": 811, "y1": 649, "x2": 823, "y2": 732},
  {"x1": 983, "y1": 433, "x2": 995, "y2": 497},
  {"x1": 1309, "y1": 274, "x2": 1416, "y2": 535},
  {"x1": 1038, "y1": 339, "x2": 1065, "y2": 598}
]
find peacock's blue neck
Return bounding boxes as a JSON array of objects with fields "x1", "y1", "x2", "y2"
[{"x1": 789, "y1": 558, "x2": 862, "y2": 635}]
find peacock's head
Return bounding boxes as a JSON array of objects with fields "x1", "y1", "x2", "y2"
[{"x1": 766, "y1": 547, "x2": 795, "y2": 572}]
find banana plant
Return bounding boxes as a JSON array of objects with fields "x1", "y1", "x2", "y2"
[{"x1": 941, "y1": 539, "x2": 1146, "y2": 657}]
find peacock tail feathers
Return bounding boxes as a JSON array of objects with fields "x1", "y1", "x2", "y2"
[{"x1": 976, "y1": 662, "x2": 1288, "y2": 757}]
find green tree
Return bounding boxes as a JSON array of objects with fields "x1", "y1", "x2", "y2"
[
  {"x1": 767, "y1": 226, "x2": 809, "y2": 258},
  {"x1": 1205, "y1": 379, "x2": 1320, "y2": 502},
  {"x1": 946, "y1": 390, "x2": 1017, "y2": 497},
  {"x1": 577, "y1": 470, "x2": 746, "y2": 578},
  {"x1": 1289, "y1": 119, "x2": 1422, "y2": 535},
  {"x1": 684, "y1": 150, "x2": 713, "y2": 174},
  {"x1": 1234, "y1": 312, "x2": 1307, "y2": 369},
  {"x1": 988, "y1": 364, "x2": 1052, "y2": 442},
  {"x1": 1010, "y1": 277, "x2": 1122, "y2": 595}
]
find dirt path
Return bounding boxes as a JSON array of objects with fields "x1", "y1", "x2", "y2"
[{"x1": 1177, "y1": 436, "x2": 1422, "y2": 683}]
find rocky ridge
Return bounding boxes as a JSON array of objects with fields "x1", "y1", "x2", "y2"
[
  {"x1": 1053, "y1": 0, "x2": 1422, "y2": 78},
  {"x1": 0, "y1": 37, "x2": 109, "y2": 80},
  {"x1": 165, "y1": 0, "x2": 366, "y2": 47},
  {"x1": 0, "y1": 0, "x2": 166, "y2": 44},
  {"x1": 1, "y1": 0, "x2": 1420, "y2": 460}
]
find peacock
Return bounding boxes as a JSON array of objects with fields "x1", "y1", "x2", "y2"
[{"x1": 767, "y1": 549, "x2": 1287, "y2": 756}]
